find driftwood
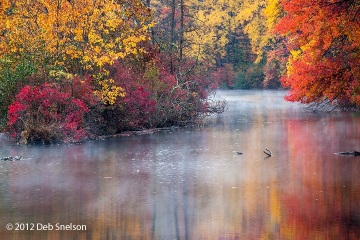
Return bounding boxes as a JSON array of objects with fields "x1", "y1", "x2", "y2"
[{"x1": 334, "y1": 151, "x2": 360, "y2": 156}]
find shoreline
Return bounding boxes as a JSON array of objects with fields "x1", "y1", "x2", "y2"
[
  {"x1": 93, "y1": 127, "x2": 176, "y2": 140},
  {"x1": 0, "y1": 126, "x2": 180, "y2": 145}
]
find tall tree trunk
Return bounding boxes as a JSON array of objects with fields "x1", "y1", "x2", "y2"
[
  {"x1": 179, "y1": 0, "x2": 184, "y2": 62},
  {"x1": 177, "y1": 0, "x2": 185, "y2": 83},
  {"x1": 170, "y1": 0, "x2": 176, "y2": 74},
  {"x1": 145, "y1": 0, "x2": 155, "y2": 45}
]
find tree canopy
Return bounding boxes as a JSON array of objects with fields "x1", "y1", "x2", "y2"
[
  {"x1": 275, "y1": 0, "x2": 360, "y2": 105},
  {"x1": 1, "y1": 0, "x2": 360, "y2": 143},
  {"x1": 0, "y1": 0, "x2": 152, "y2": 104}
]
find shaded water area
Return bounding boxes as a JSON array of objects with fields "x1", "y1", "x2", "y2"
[{"x1": 1, "y1": 90, "x2": 360, "y2": 239}]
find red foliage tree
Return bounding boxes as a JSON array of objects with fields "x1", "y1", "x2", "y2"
[
  {"x1": 213, "y1": 64, "x2": 236, "y2": 89},
  {"x1": 111, "y1": 61, "x2": 156, "y2": 129},
  {"x1": 275, "y1": 0, "x2": 360, "y2": 106},
  {"x1": 263, "y1": 36, "x2": 288, "y2": 89}
]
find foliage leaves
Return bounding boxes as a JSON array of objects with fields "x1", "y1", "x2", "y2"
[
  {"x1": 0, "y1": 0, "x2": 152, "y2": 105},
  {"x1": 7, "y1": 76, "x2": 99, "y2": 144},
  {"x1": 275, "y1": 0, "x2": 360, "y2": 105}
]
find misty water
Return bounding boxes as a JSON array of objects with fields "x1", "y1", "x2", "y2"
[{"x1": 0, "y1": 90, "x2": 359, "y2": 239}]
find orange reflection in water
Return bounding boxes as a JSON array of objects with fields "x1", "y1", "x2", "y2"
[
  {"x1": 279, "y1": 117, "x2": 360, "y2": 240},
  {"x1": 0, "y1": 110, "x2": 359, "y2": 239}
]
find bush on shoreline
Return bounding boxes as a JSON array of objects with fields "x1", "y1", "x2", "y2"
[
  {"x1": 81, "y1": 52, "x2": 220, "y2": 138},
  {"x1": 7, "y1": 76, "x2": 99, "y2": 144},
  {"x1": 4, "y1": 50, "x2": 223, "y2": 144}
]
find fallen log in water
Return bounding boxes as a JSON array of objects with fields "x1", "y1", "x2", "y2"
[{"x1": 334, "y1": 151, "x2": 360, "y2": 156}]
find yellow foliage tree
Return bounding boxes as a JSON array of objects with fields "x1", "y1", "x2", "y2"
[
  {"x1": 184, "y1": 0, "x2": 282, "y2": 64},
  {"x1": 0, "y1": 0, "x2": 152, "y2": 104},
  {"x1": 184, "y1": 0, "x2": 238, "y2": 63}
]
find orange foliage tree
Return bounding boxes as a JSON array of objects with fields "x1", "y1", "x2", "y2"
[{"x1": 275, "y1": 0, "x2": 360, "y2": 106}]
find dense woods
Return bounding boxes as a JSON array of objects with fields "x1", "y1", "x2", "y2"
[{"x1": 0, "y1": 0, "x2": 359, "y2": 143}]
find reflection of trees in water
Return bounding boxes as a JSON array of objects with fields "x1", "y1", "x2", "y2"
[
  {"x1": 283, "y1": 118, "x2": 360, "y2": 239},
  {"x1": 1, "y1": 92, "x2": 360, "y2": 239}
]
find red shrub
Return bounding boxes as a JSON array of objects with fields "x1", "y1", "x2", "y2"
[
  {"x1": 122, "y1": 84, "x2": 156, "y2": 128},
  {"x1": 86, "y1": 43, "x2": 220, "y2": 132},
  {"x1": 7, "y1": 77, "x2": 98, "y2": 144},
  {"x1": 108, "y1": 52, "x2": 214, "y2": 129}
]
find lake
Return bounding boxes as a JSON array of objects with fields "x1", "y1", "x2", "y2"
[{"x1": 1, "y1": 90, "x2": 359, "y2": 239}]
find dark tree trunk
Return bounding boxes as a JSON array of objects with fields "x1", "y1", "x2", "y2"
[{"x1": 170, "y1": 0, "x2": 176, "y2": 74}]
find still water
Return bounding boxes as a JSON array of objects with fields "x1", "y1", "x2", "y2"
[{"x1": 0, "y1": 90, "x2": 359, "y2": 240}]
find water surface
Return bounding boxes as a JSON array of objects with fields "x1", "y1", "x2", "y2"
[{"x1": 1, "y1": 90, "x2": 359, "y2": 239}]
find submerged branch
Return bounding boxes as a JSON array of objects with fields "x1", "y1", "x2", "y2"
[{"x1": 264, "y1": 149, "x2": 272, "y2": 157}]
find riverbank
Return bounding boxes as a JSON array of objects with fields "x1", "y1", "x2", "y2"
[
  {"x1": 0, "y1": 127, "x2": 175, "y2": 145},
  {"x1": 0, "y1": 119, "x2": 206, "y2": 145}
]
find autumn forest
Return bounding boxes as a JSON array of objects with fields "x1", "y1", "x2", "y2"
[{"x1": 0, "y1": 0, "x2": 359, "y2": 144}]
